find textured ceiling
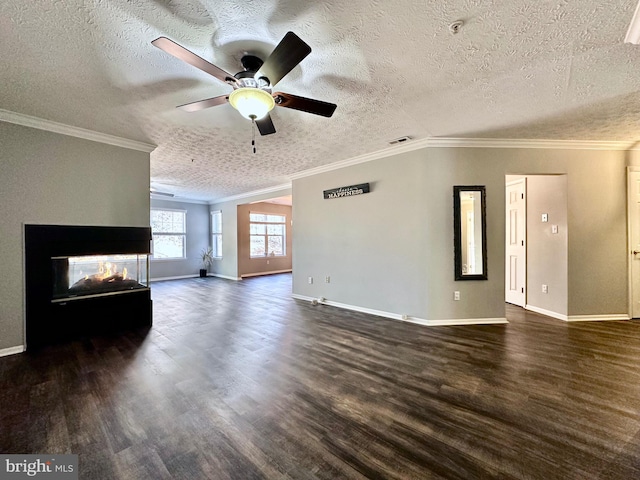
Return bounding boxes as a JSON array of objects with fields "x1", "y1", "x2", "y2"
[{"x1": 2, "y1": 0, "x2": 640, "y2": 202}]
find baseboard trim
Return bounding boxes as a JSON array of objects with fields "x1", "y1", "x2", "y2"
[
  {"x1": 150, "y1": 274, "x2": 199, "y2": 282},
  {"x1": 566, "y1": 314, "x2": 630, "y2": 322},
  {"x1": 210, "y1": 273, "x2": 242, "y2": 281},
  {"x1": 525, "y1": 305, "x2": 568, "y2": 321},
  {"x1": 241, "y1": 269, "x2": 292, "y2": 278},
  {"x1": 525, "y1": 305, "x2": 629, "y2": 322},
  {"x1": 0, "y1": 345, "x2": 25, "y2": 357},
  {"x1": 151, "y1": 273, "x2": 244, "y2": 282},
  {"x1": 424, "y1": 318, "x2": 509, "y2": 326},
  {"x1": 292, "y1": 295, "x2": 508, "y2": 326}
]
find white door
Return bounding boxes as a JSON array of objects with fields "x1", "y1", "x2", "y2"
[
  {"x1": 628, "y1": 169, "x2": 640, "y2": 318},
  {"x1": 506, "y1": 179, "x2": 526, "y2": 306}
]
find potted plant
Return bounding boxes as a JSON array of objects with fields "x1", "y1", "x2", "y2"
[{"x1": 200, "y1": 247, "x2": 213, "y2": 277}]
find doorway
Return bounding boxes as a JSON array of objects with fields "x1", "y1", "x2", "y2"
[
  {"x1": 505, "y1": 174, "x2": 568, "y2": 318},
  {"x1": 628, "y1": 167, "x2": 640, "y2": 318},
  {"x1": 505, "y1": 178, "x2": 526, "y2": 307},
  {"x1": 238, "y1": 195, "x2": 293, "y2": 278}
]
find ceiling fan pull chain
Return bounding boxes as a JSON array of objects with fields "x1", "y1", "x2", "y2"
[{"x1": 251, "y1": 116, "x2": 257, "y2": 154}]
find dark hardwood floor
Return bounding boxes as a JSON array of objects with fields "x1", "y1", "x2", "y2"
[{"x1": 2, "y1": 273, "x2": 640, "y2": 479}]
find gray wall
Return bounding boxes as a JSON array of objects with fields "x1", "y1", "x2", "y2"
[
  {"x1": 525, "y1": 175, "x2": 568, "y2": 315},
  {"x1": 209, "y1": 188, "x2": 292, "y2": 280},
  {"x1": 150, "y1": 198, "x2": 210, "y2": 280},
  {"x1": 0, "y1": 122, "x2": 150, "y2": 351},
  {"x1": 293, "y1": 146, "x2": 628, "y2": 321}
]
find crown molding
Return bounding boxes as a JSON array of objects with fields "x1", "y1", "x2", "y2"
[
  {"x1": 426, "y1": 137, "x2": 635, "y2": 150},
  {"x1": 203, "y1": 136, "x2": 640, "y2": 202},
  {"x1": 287, "y1": 136, "x2": 637, "y2": 182},
  {"x1": 150, "y1": 194, "x2": 209, "y2": 205},
  {"x1": 289, "y1": 137, "x2": 432, "y2": 180},
  {"x1": 625, "y1": 1, "x2": 640, "y2": 44},
  {"x1": 0, "y1": 109, "x2": 156, "y2": 153},
  {"x1": 209, "y1": 183, "x2": 292, "y2": 205}
]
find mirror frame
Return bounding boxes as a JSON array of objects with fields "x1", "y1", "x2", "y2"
[{"x1": 453, "y1": 185, "x2": 488, "y2": 281}]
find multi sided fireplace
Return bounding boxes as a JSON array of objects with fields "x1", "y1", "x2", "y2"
[
  {"x1": 52, "y1": 254, "x2": 148, "y2": 301},
  {"x1": 25, "y1": 225, "x2": 152, "y2": 349}
]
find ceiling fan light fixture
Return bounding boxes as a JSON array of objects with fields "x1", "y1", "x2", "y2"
[{"x1": 229, "y1": 87, "x2": 275, "y2": 120}]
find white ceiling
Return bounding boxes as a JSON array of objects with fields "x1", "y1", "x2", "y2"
[{"x1": 2, "y1": 0, "x2": 640, "y2": 202}]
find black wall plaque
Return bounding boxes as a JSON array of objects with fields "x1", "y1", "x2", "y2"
[{"x1": 323, "y1": 183, "x2": 370, "y2": 199}]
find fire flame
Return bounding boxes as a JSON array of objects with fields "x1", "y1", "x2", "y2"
[
  {"x1": 98, "y1": 261, "x2": 117, "y2": 280},
  {"x1": 69, "y1": 255, "x2": 137, "y2": 291},
  {"x1": 94, "y1": 262, "x2": 127, "y2": 281}
]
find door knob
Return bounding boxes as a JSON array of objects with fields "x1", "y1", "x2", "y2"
[{"x1": 633, "y1": 251, "x2": 640, "y2": 255}]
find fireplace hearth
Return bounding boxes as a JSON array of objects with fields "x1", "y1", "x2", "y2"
[{"x1": 25, "y1": 225, "x2": 152, "y2": 349}]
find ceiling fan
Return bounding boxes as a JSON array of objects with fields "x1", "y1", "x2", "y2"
[{"x1": 151, "y1": 32, "x2": 337, "y2": 136}]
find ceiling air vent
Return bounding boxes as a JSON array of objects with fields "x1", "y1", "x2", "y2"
[
  {"x1": 150, "y1": 189, "x2": 174, "y2": 197},
  {"x1": 388, "y1": 136, "x2": 411, "y2": 145}
]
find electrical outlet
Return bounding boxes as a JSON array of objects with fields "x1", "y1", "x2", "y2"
[
  {"x1": 308, "y1": 276, "x2": 313, "y2": 284},
  {"x1": 325, "y1": 276, "x2": 330, "y2": 283},
  {"x1": 542, "y1": 284, "x2": 548, "y2": 294},
  {"x1": 542, "y1": 213, "x2": 548, "y2": 222},
  {"x1": 454, "y1": 291, "x2": 460, "y2": 301}
]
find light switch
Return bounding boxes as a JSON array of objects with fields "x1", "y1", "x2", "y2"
[
  {"x1": 542, "y1": 213, "x2": 548, "y2": 222},
  {"x1": 551, "y1": 225, "x2": 558, "y2": 234}
]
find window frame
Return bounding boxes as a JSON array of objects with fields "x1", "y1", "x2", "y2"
[
  {"x1": 211, "y1": 210, "x2": 222, "y2": 259},
  {"x1": 249, "y1": 212, "x2": 286, "y2": 258},
  {"x1": 150, "y1": 208, "x2": 187, "y2": 260}
]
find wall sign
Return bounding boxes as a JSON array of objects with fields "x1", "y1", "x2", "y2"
[{"x1": 323, "y1": 183, "x2": 370, "y2": 199}]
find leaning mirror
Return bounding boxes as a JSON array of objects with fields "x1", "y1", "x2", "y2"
[{"x1": 453, "y1": 186, "x2": 487, "y2": 280}]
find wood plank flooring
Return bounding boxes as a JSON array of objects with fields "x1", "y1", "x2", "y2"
[{"x1": 2, "y1": 273, "x2": 640, "y2": 479}]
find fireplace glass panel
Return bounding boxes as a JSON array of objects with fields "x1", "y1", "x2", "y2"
[{"x1": 52, "y1": 254, "x2": 149, "y2": 301}]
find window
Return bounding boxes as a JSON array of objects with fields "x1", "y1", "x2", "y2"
[
  {"x1": 211, "y1": 211, "x2": 222, "y2": 258},
  {"x1": 150, "y1": 209, "x2": 186, "y2": 259},
  {"x1": 250, "y1": 213, "x2": 286, "y2": 257}
]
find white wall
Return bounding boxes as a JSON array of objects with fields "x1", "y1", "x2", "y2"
[
  {"x1": 0, "y1": 122, "x2": 150, "y2": 351},
  {"x1": 292, "y1": 146, "x2": 628, "y2": 322},
  {"x1": 150, "y1": 198, "x2": 210, "y2": 280}
]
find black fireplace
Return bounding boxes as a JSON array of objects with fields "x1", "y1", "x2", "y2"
[{"x1": 25, "y1": 224, "x2": 152, "y2": 349}]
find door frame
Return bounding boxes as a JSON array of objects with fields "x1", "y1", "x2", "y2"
[
  {"x1": 627, "y1": 166, "x2": 640, "y2": 318},
  {"x1": 505, "y1": 177, "x2": 527, "y2": 306}
]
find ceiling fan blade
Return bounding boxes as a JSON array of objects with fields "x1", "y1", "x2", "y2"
[
  {"x1": 257, "y1": 32, "x2": 311, "y2": 87},
  {"x1": 256, "y1": 114, "x2": 276, "y2": 135},
  {"x1": 177, "y1": 95, "x2": 229, "y2": 112},
  {"x1": 152, "y1": 37, "x2": 237, "y2": 86},
  {"x1": 273, "y1": 92, "x2": 337, "y2": 117}
]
